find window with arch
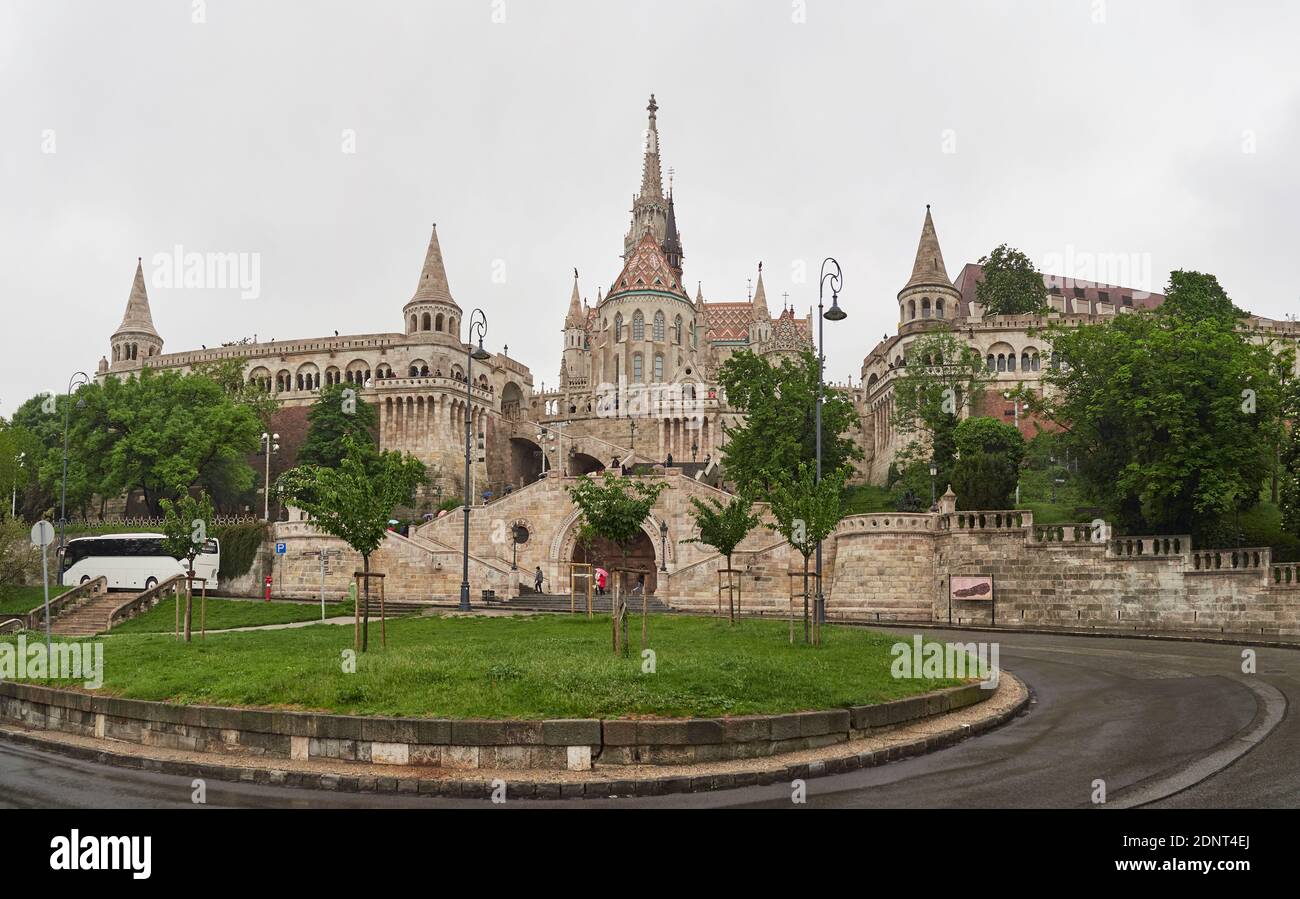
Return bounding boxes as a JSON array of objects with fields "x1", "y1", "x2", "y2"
[
  {"x1": 421, "y1": 312, "x2": 431, "y2": 331},
  {"x1": 653, "y1": 353, "x2": 663, "y2": 381},
  {"x1": 907, "y1": 300, "x2": 916, "y2": 320},
  {"x1": 673, "y1": 314, "x2": 682, "y2": 344},
  {"x1": 410, "y1": 315, "x2": 417, "y2": 332},
  {"x1": 921, "y1": 298, "x2": 931, "y2": 319},
  {"x1": 653, "y1": 311, "x2": 664, "y2": 341},
  {"x1": 936, "y1": 298, "x2": 945, "y2": 319},
  {"x1": 632, "y1": 353, "x2": 643, "y2": 382},
  {"x1": 986, "y1": 354, "x2": 995, "y2": 371},
  {"x1": 1007, "y1": 353, "x2": 1016, "y2": 372},
  {"x1": 632, "y1": 311, "x2": 644, "y2": 341},
  {"x1": 997, "y1": 354, "x2": 1007, "y2": 372},
  {"x1": 614, "y1": 313, "x2": 623, "y2": 341},
  {"x1": 436, "y1": 313, "x2": 444, "y2": 332}
]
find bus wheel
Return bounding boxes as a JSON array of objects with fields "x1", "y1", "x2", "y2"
[
  {"x1": 145, "y1": 577, "x2": 158, "y2": 591},
  {"x1": 80, "y1": 575, "x2": 90, "y2": 585}
]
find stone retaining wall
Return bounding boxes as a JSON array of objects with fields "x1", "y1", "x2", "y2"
[{"x1": 0, "y1": 680, "x2": 989, "y2": 771}]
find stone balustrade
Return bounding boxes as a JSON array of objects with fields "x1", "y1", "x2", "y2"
[{"x1": 1188, "y1": 547, "x2": 1270, "y2": 574}]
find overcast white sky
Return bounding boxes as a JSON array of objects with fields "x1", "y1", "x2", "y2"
[{"x1": 2, "y1": 0, "x2": 1298, "y2": 416}]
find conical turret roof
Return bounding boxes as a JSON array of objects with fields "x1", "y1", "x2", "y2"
[
  {"x1": 751, "y1": 264, "x2": 770, "y2": 321},
  {"x1": 565, "y1": 269, "x2": 584, "y2": 328},
  {"x1": 902, "y1": 205, "x2": 953, "y2": 291},
  {"x1": 409, "y1": 224, "x2": 458, "y2": 307},
  {"x1": 115, "y1": 258, "x2": 160, "y2": 338}
]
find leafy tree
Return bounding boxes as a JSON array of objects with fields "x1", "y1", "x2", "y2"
[
  {"x1": 1280, "y1": 423, "x2": 1300, "y2": 542},
  {"x1": 567, "y1": 471, "x2": 667, "y2": 654},
  {"x1": 718, "y1": 350, "x2": 861, "y2": 497},
  {"x1": 975, "y1": 244, "x2": 1048, "y2": 316},
  {"x1": 890, "y1": 330, "x2": 990, "y2": 487},
  {"x1": 766, "y1": 462, "x2": 846, "y2": 645},
  {"x1": 1029, "y1": 272, "x2": 1282, "y2": 540},
  {"x1": 160, "y1": 489, "x2": 215, "y2": 642},
  {"x1": 275, "y1": 436, "x2": 427, "y2": 652},
  {"x1": 298, "y1": 383, "x2": 380, "y2": 469},
  {"x1": 1157, "y1": 270, "x2": 1244, "y2": 324},
  {"x1": 192, "y1": 357, "x2": 279, "y2": 430},
  {"x1": 681, "y1": 492, "x2": 760, "y2": 623}
]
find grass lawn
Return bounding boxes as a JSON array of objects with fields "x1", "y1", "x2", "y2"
[
  {"x1": 110, "y1": 596, "x2": 356, "y2": 634},
  {"x1": 0, "y1": 585, "x2": 67, "y2": 617},
  {"x1": 5, "y1": 615, "x2": 966, "y2": 719}
]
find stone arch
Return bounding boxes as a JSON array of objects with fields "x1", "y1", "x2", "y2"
[
  {"x1": 549, "y1": 505, "x2": 675, "y2": 567},
  {"x1": 422, "y1": 312, "x2": 432, "y2": 331}
]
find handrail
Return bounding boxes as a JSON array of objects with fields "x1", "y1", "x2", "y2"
[
  {"x1": 23, "y1": 576, "x2": 107, "y2": 630},
  {"x1": 108, "y1": 574, "x2": 188, "y2": 629}
]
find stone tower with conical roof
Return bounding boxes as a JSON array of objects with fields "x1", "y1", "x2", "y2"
[
  {"x1": 561, "y1": 269, "x2": 588, "y2": 388},
  {"x1": 898, "y1": 205, "x2": 960, "y2": 325},
  {"x1": 403, "y1": 224, "x2": 463, "y2": 345},
  {"x1": 110, "y1": 259, "x2": 163, "y2": 369},
  {"x1": 747, "y1": 264, "x2": 772, "y2": 349}
]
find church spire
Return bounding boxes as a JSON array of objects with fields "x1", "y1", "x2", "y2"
[
  {"x1": 751, "y1": 262, "x2": 770, "y2": 320},
  {"x1": 903, "y1": 205, "x2": 953, "y2": 290},
  {"x1": 640, "y1": 94, "x2": 663, "y2": 200},
  {"x1": 565, "y1": 268, "x2": 584, "y2": 328}
]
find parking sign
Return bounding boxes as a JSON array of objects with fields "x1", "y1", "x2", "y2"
[{"x1": 275, "y1": 542, "x2": 287, "y2": 555}]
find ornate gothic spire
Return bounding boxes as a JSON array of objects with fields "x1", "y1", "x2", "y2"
[
  {"x1": 640, "y1": 94, "x2": 663, "y2": 200},
  {"x1": 624, "y1": 94, "x2": 671, "y2": 261},
  {"x1": 751, "y1": 262, "x2": 770, "y2": 321},
  {"x1": 565, "y1": 268, "x2": 584, "y2": 328}
]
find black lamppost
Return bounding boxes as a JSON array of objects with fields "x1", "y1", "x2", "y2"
[
  {"x1": 460, "y1": 309, "x2": 491, "y2": 612},
  {"x1": 815, "y1": 259, "x2": 845, "y2": 626},
  {"x1": 58, "y1": 371, "x2": 90, "y2": 575},
  {"x1": 691, "y1": 438, "x2": 698, "y2": 462},
  {"x1": 659, "y1": 520, "x2": 668, "y2": 572}
]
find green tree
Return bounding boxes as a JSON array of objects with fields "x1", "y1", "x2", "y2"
[
  {"x1": 192, "y1": 357, "x2": 279, "y2": 429},
  {"x1": 298, "y1": 383, "x2": 380, "y2": 469},
  {"x1": 766, "y1": 462, "x2": 846, "y2": 645},
  {"x1": 975, "y1": 244, "x2": 1048, "y2": 316},
  {"x1": 275, "y1": 436, "x2": 426, "y2": 652},
  {"x1": 1157, "y1": 270, "x2": 1244, "y2": 324},
  {"x1": 681, "y1": 492, "x2": 760, "y2": 623},
  {"x1": 890, "y1": 329, "x2": 991, "y2": 490},
  {"x1": 567, "y1": 472, "x2": 667, "y2": 654},
  {"x1": 950, "y1": 416, "x2": 1025, "y2": 510},
  {"x1": 1030, "y1": 271, "x2": 1282, "y2": 540},
  {"x1": 718, "y1": 350, "x2": 861, "y2": 497},
  {"x1": 160, "y1": 489, "x2": 215, "y2": 642}
]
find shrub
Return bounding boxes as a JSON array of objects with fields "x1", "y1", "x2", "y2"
[
  {"x1": 214, "y1": 522, "x2": 267, "y2": 580},
  {"x1": 0, "y1": 518, "x2": 41, "y2": 587}
]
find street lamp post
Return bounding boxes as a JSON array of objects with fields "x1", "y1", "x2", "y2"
[
  {"x1": 261, "y1": 432, "x2": 280, "y2": 521},
  {"x1": 11, "y1": 452, "x2": 24, "y2": 518},
  {"x1": 929, "y1": 462, "x2": 938, "y2": 509},
  {"x1": 659, "y1": 520, "x2": 668, "y2": 573},
  {"x1": 460, "y1": 309, "x2": 491, "y2": 613},
  {"x1": 815, "y1": 259, "x2": 846, "y2": 627},
  {"x1": 58, "y1": 372, "x2": 90, "y2": 572}
]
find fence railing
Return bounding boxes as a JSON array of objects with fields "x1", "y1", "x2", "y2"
[
  {"x1": 1188, "y1": 547, "x2": 1270, "y2": 574},
  {"x1": 944, "y1": 510, "x2": 1032, "y2": 531},
  {"x1": 1108, "y1": 535, "x2": 1189, "y2": 560},
  {"x1": 24, "y1": 575, "x2": 108, "y2": 630},
  {"x1": 108, "y1": 574, "x2": 188, "y2": 629},
  {"x1": 1032, "y1": 522, "x2": 1104, "y2": 544},
  {"x1": 1272, "y1": 563, "x2": 1300, "y2": 587}
]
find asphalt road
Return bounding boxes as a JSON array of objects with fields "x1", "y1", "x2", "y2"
[{"x1": 1, "y1": 628, "x2": 1295, "y2": 809}]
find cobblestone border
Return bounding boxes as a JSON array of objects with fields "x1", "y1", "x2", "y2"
[{"x1": 0, "y1": 674, "x2": 1027, "y2": 798}]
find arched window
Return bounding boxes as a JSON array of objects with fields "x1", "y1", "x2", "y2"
[
  {"x1": 1007, "y1": 353, "x2": 1016, "y2": 372},
  {"x1": 1032, "y1": 353, "x2": 1040, "y2": 371},
  {"x1": 921, "y1": 298, "x2": 931, "y2": 319},
  {"x1": 410, "y1": 315, "x2": 417, "y2": 333},
  {"x1": 673, "y1": 315, "x2": 682, "y2": 344},
  {"x1": 614, "y1": 313, "x2": 623, "y2": 341},
  {"x1": 997, "y1": 354, "x2": 1007, "y2": 372},
  {"x1": 632, "y1": 311, "x2": 644, "y2": 341},
  {"x1": 907, "y1": 300, "x2": 916, "y2": 320},
  {"x1": 435, "y1": 313, "x2": 444, "y2": 332},
  {"x1": 1021, "y1": 352, "x2": 1031, "y2": 372},
  {"x1": 986, "y1": 354, "x2": 995, "y2": 371},
  {"x1": 653, "y1": 353, "x2": 663, "y2": 381},
  {"x1": 936, "y1": 299, "x2": 945, "y2": 319},
  {"x1": 653, "y1": 311, "x2": 664, "y2": 341},
  {"x1": 422, "y1": 312, "x2": 431, "y2": 331},
  {"x1": 449, "y1": 317, "x2": 457, "y2": 336},
  {"x1": 633, "y1": 353, "x2": 643, "y2": 382}
]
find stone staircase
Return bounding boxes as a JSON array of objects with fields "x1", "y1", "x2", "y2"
[
  {"x1": 50, "y1": 592, "x2": 124, "y2": 636},
  {"x1": 501, "y1": 592, "x2": 671, "y2": 614}
]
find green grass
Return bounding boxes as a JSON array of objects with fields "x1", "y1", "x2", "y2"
[
  {"x1": 4, "y1": 615, "x2": 965, "y2": 719},
  {"x1": 110, "y1": 596, "x2": 356, "y2": 634},
  {"x1": 0, "y1": 585, "x2": 68, "y2": 617},
  {"x1": 841, "y1": 484, "x2": 897, "y2": 515}
]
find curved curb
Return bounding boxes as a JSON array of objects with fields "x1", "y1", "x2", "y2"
[{"x1": 0, "y1": 674, "x2": 1028, "y2": 800}]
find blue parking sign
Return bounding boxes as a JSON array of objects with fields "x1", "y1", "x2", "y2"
[{"x1": 275, "y1": 542, "x2": 287, "y2": 555}]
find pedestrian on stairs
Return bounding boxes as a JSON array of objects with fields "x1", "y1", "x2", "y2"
[{"x1": 534, "y1": 565, "x2": 544, "y2": 594}]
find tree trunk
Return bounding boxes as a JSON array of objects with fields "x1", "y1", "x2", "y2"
[
  {"x1": 726, "y1": 553, "x2": 734, "y2": 625},
  {"x1": 802, "y1": 554, "x2": 810, "y2": 645},
  {"x1": 184, "y1": 558, "x2": 195, "y2": 643},
  {"x1": 361, "y1": 553, "x2": 371, "y2": 653}
]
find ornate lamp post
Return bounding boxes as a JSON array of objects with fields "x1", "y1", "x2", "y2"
[
  {"x1": 929, "y1": 462, "x2": 938, "y2": 509},
  {"x1": 815, "y1": 259, "x2": 845, "y2": 626},
  {"x1": 58, "y1": 371, "x2": 90, "y2": 572},
  {"x1": 659, "y1": 519, "x2": 668, "y2": 572},
  {"x1": 460, "y1": 309, "x2": 491, "y2": 612}
]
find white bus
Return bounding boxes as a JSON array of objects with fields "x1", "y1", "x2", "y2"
[{"x1": 60, "y1": 533, "x2": 220, "y2": 591}]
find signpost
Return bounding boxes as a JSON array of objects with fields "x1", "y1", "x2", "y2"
[
  {"x1": 30, "y1": 521, "x2": 55, "y2": 651},
  {"x1": 275, "y1": 541, "x2": 287, "y2": 602}
]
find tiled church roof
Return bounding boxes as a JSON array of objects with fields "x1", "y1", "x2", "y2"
[{"x1": 607, "y1": 230, "x2": 689, "y2": 300}]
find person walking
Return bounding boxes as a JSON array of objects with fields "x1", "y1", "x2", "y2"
[{"x1": 533, "y1": 565, "x2": 544, "y2": 594}]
